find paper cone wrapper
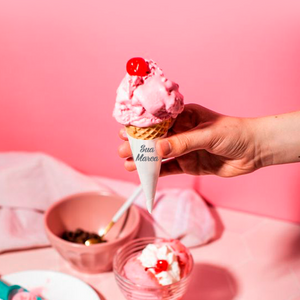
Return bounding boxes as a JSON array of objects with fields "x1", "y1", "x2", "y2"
[{"x1": 127, "y1": 134, "x2": 165, "y2": 213}]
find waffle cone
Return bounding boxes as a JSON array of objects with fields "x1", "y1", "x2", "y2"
[{"x1": 126, "y1": 119, "x2": 171, "y2": 140}]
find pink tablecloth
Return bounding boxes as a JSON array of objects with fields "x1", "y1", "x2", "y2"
[
  {"x1": 1, "y1": 206, "x2": 300, "y2": 300},
  {"x1": 0, "y1": 152, "x2": 215, "y2": 252}
]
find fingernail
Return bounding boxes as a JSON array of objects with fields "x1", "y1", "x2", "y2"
[
  {"x1": 120, "y1": 128, "x2": 127, "y2": 138},
  {"x1": 159, "y1": 140, "x2": 172, "y2": 156}
]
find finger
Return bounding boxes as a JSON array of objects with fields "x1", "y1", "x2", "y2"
[
  {"x1": 119, "y1": 128, "x2": 128, "y2": 141},
  {"x1": 124, "y1": 157, "x2": 136, "y2": 171},
  {"x1": 168, "y1": 104, "x2": 221, "y2": 135},
  {"x1": 118, "y1": 141, "x2": 132, "y2": 158},
  {"x1": 169, "y1": 106, "x2": 199, "y2": 134},
  {"x1": 156, "y1": 126, "x2": 211, "y2": 158},
  {"x1": 160, "y1": 159, "x2": 183, "y2": 177},
  {"x1": 160, "y1": 155, "x2": 210, "y2": 177}
]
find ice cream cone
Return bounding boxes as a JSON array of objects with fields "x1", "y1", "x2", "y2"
[
  {"x1": 126, "y1": 119, "x2": 171, "y2": 140},
  {"x1": 114, "y1": 59, "x2": 184, "y2": 214},
  {"x1": 126, "y1": 119, "x2": 171, "y2": 213}
]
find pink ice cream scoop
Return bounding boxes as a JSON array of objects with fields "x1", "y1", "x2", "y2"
[
  {"x1": 0, "y1": 280, "x2": 42, "y2": 300},
  {"x1": 12, "y1": 292, "x2": 39, "y2": 300},
  {"x1": 124, "y1": 257, "x2": 160, "y2": 287},
  {"x1": 113, "y1": 58, "x2": 184, "y2": 127}
]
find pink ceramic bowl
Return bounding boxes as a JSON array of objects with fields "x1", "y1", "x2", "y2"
[{"x1": 44, "y1": 192, "x2": 141, "y2": 274}]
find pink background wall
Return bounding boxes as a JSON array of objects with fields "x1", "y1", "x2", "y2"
[{"x1": 0, "y1": 0, "x2": 299, "y2": 222}]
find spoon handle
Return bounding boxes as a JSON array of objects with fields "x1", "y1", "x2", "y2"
[{"x1": 112, "y1": 185, "x2": 143, "y2": 223}]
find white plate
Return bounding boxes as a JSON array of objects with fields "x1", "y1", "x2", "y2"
[{"x1": 2, "y1": 270, "x2": 100, "y2": 300}]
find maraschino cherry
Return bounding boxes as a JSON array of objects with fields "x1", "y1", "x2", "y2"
[
  {"x1": 126, "y1": 57, "x2": 150, "y2": 76},
  {"x1": 155, "y1": 260, "x2": 169, "y2": 273},
  {"x1": 145, "y1": 259, "x2": 169, "y2": 273}
]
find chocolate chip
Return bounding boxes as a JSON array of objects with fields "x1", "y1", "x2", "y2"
[
  {"x1": 74, "y1": 228, "x2": 84, "y2": 236},
  {"x1": 61, "y1": 228, "x2": 106, "y2": 244}
]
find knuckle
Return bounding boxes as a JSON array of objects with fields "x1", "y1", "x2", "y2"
[{"x1": 124, "y1": 160, "x2": 136, "y2": 172}]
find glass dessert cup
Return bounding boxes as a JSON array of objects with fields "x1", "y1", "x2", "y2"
[{"x1": 113, "y1": 237, "x2": 194, "y2": 300}]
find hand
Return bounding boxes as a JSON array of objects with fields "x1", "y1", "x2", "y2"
[{"x1": 118, "y1": 104, "x2": 262, "y2": 177}]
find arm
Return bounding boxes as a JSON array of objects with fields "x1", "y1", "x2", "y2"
[
  {"x1": 118, "y1": 104, "x2": 300, "y2": 177},
  {"x1": 252, "y1": 110, "x2": 300, "y2": 167}
]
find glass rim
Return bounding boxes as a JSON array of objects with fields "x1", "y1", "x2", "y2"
[{"x1": 113, "y1": 237, "x2": 194, "y2": 291}]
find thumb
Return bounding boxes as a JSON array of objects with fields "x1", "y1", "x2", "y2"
[{"x1": 156, "y1": 127, "x2": 211, "y2": 158}]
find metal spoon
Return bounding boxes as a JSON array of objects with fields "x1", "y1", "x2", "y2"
[{"x1": 85, "y1": 185, "x2": 142, "y2": 246}]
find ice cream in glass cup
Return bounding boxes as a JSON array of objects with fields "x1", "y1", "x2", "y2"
[{"x1": 113, "y1": 237, "x2": 194, "y2": 300}]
